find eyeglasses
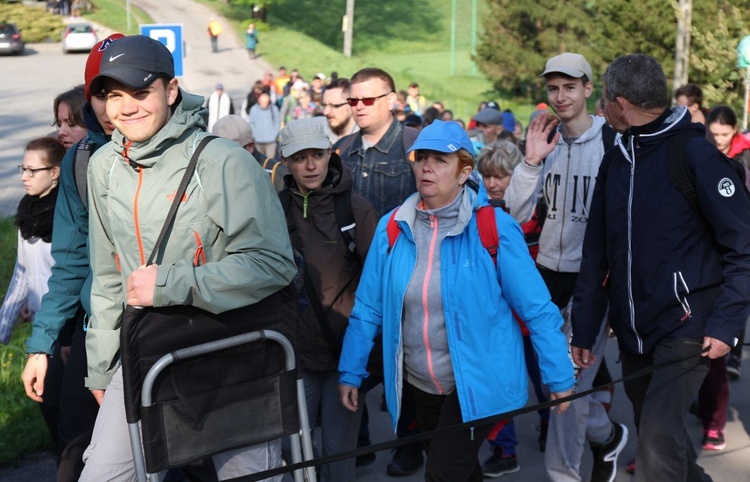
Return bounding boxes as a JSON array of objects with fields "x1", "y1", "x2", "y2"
[
  {"x1": 346, "y1": 92, "x2": 392, "y2": 107},
  {"x1": 320, "y1": 101, "x2": 349, "y2": 110},
  {"x1": 18, "y1": 165, "x2": 54, "y2": 177}
]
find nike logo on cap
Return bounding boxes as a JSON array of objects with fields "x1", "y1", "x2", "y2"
[{"x1": 109, "y1": 53, "x2": 125, "y2": 62}]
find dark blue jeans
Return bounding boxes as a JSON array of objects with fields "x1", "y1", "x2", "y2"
[{"x1": 620, "y1": 336, "x2": 712, "y2": 482}]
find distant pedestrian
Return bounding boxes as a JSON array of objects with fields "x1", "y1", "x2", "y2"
[
  {"x1": 206, "y1": 83, "x2": 234, "y2": 131},
  {"x1": 245, "y1": 23, "x2": 258, "y2": 59},
  {"x1": 249, "y1": 91, "x2": 281, "y2": 159},
  {"x1": 207, "y1": 18, "x2": 223, "y2": 52}
]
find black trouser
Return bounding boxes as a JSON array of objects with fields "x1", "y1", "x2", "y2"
[
  {"x1": 620, "y1": 337, "x2": 711, "y2": 482},
  {"x1": 56, "y1": 315, "x2": 100, "y2": 482},
  {"x1": 407, "y1": 383, "x2": 493, "y2": 482},
  {"x1": 537, "y1": 265, "x2": 578, "y2": 310}
]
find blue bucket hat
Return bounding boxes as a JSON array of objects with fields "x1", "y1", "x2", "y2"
[{"x1": 407, "y1": 120, "x2": 475, "y2": 159}]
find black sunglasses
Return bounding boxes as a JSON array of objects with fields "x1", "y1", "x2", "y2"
[
  {"x1": 321, "y1": 101, "x2": 349, "y2": 110},
  {"x1": 346, "y1": 92, "x2": 392, "y2": 107}
]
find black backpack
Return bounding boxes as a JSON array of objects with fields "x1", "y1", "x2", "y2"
[{"x1": 666, "y1": 130, "x2": 750, "y2": 214}]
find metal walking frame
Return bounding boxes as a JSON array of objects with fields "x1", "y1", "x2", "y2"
[{"x1": 127, "y1": 330, "x2": 316, "y2": 482}]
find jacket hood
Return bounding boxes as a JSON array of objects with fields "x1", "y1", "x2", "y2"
[
  {"x1": 729, "y1": 132, "x2": 750, "y2": 159},
  {"x1": 83, "y1": 102, "x2": 104, "y2": 134},
  {"x1": 111, "y1": 88, "x2": 207, "y2": 167},
  {"x1": 555, "y1": 115, "x2": 606, "y2": 144}
]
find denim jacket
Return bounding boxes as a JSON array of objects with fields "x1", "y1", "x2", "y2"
[{"x1": 336, "y1": 118, "x2": 416, "y2": 215}]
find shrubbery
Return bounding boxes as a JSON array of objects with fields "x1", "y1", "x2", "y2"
[{"x1": 0, "y1": 3, "x2": 65, "y2": 43}]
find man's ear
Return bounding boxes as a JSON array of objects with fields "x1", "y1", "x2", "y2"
[
  {"x1": 166, "y1": 78, "x2": 180, "y2": 106},
  {"x1": 584, "y1": 81, "x2": 594, "y2": 99}
]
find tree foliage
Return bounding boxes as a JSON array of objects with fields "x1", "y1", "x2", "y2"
[{"x1": 477, "y1": 0, "x2": 748, "y2": 110}]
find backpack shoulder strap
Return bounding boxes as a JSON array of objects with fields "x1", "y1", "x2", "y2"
[
  {"x1": 476, "y1": 205, "x2": 499, "y2": 267},
  {"x1": 334, "y1": 188, "x2": 358, "y2": 261},
  {"x1": 334, "y1": 133, "x2": 358, "y2": 158},
  {"x1": 386, "y1": 208, "x2": 401, "y2": 254},
  {"x1": 74, "y1": 141, "x2": 92, "y2": 209},
  {"x1": 666, "y1": 130, "x2": 702, "y2": 214},
  {"x1": 269, "y1": 161, "x2": 282, "y2": 186}
]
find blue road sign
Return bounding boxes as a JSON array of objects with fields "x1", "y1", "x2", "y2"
[{"x1": 140, "y1": 24, "x2": 184, "y2": 77}]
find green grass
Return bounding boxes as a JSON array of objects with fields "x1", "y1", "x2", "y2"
[
  {"x1": 192, "y1": 0, "x2": 541, "y2": 122},
  {"x1": 0, "y1": 218, "x2": 51, "y2": 467},
  {"x1": 84, "y1": 0, "x2": 153, "y2": 36}
]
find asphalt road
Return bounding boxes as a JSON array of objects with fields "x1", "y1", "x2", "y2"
[{"x1": 0, "y1": 1, "x2": 749, "y2": 481}]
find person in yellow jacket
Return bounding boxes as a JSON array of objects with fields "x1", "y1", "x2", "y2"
[{"x1": 207, "y1": 18, "x2": 224, "y2": 52}]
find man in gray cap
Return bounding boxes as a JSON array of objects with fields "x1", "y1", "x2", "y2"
[
  {"x1": 81, "y1": 35, "x2": 295, "y2": 482},
  {"x1": 474, "y1": 106, "x2": 504, "y2": 145},
  {"x1": 501, "y1": 52, "x2": 626, "y2": 482},
  {"x1": 212, "y1": 114, "x2": 287, "y2": 191}
]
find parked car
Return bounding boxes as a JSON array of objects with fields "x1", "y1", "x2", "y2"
[
  {"x1": 61, "y1": 23, "x2": 97, "y2": 54},
  {"x1": 0, "y1": 22, "x2": 24, "y2": 56}
]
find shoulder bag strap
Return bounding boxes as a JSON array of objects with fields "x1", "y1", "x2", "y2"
[{"x1": 146, "y1": 135, "x2": 217, "y2": 266}]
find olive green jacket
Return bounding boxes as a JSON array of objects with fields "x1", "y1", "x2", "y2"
[{"x1": 86, "y1": 89, "x2": 295, "y2": 390}]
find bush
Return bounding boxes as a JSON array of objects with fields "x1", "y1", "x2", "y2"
[{"x1": 0, "y1": 4, "x2": 65, "y2": 43}]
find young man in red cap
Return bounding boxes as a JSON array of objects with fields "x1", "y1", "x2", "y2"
[
  {"x1": 21, "y1": 32, "x2": 124, "y2": 482},
  {"x1": 80, "y1": 35, "x2": 296, "y2": 481}
]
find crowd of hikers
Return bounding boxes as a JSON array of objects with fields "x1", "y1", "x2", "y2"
[{"x1": 2, "y1": 32, "x2": 749, "y2": 482}]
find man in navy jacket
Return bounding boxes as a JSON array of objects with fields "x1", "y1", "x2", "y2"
[{"x1": 571, "y1": 54, "x2": 750, "y2": 481}]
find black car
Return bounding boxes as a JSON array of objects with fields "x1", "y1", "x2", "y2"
[{"x1": 0, "y1": 22, "x2": 24, "y2": 55}]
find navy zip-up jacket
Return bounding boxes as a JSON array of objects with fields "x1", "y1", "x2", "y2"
[{"x1": 571, "y1": 106, "x2": 750, "y2": 355}]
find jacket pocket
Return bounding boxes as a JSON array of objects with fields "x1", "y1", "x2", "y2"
[{"x1": 673, "y1": 271, "x2": 692, "y2": 321}]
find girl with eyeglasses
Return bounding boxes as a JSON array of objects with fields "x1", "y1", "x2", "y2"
[{"x1": 0, "y1": 137, "x2": 64, "y2": 344}]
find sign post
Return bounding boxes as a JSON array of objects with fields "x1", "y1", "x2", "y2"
[{"x1": 140, "y1": 24, "x2": 184, "y2": 77}]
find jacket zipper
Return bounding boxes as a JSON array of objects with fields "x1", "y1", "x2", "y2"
[
  {"x1": 122, "y1": 141, "x2": 147, "y2": 266},
  {"x1": 626, "y1": 137, "x2": 644, "y2": 353},
  {"x1": 422, "y1": 214, "x2": 445, "y2": 395},
  {"x1": 557, "y1": 145, "x2": 572, "y2": 271}
]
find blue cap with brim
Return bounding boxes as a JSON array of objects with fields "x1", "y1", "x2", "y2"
[{"x1": 407, "y1": 120, "x2": 475, "y2": 159}]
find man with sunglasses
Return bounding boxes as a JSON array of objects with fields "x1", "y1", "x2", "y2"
[
  {"x1": 322, "y1": 77, "x2": 359, "y2": 143},
  {"x1": 334, "y1": 67, "x2": 422, "y2": 476},
  {"x1": 334, "y1": 67, "x2": 418, "y2": 216}
]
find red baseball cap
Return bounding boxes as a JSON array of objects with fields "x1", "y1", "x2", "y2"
[{"x1": 84, "y1": 33, "x2": 125, "y2": 102}]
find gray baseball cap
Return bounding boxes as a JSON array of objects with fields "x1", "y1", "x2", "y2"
[
  {"x1": 278, "y1": 118, "x2": 331, "y2": 158},
  {"x1": 474, "y1": 107, "x2": 503, "y2": 125},
  {"x1": 212, "y1": 115, "x2": 253, "y2": 147},
  {"x1": 541, "y1": 53, "x2": 593, "y2": 80}
]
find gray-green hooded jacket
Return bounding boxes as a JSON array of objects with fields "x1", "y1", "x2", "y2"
[{"x1": 86, "y1": 89, "x2": 296, "y2": 390}]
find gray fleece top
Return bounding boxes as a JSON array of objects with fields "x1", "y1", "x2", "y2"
[
  {"x1": 402, "y1": 188, "x2": 469, "y2": 395},
  {"x1": 504, "y1": 115, "x2": 606, "y2": 273}
]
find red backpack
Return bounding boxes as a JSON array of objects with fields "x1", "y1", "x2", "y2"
[
  {"x1": 386, "y1": 205, "x2": 535, "y2": 335},
  {"x1": 385, "y1": 205, "x2": 499, "y2": 265}
]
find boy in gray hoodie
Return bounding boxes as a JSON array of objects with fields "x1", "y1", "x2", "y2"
[{"x1": 502, "y1": 53, "x2": 627, "y2": 482}]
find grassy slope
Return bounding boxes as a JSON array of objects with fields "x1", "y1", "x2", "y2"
[
  {"x1": 83, "y1": 0, "x2": 153, "y2": 35},
  {"x1": 196, "y1": 0, "x2": 537, "y2": 123}
]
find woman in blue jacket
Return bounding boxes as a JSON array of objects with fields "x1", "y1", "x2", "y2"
[{"x1": 338, "y1": 120, "x2": 575, "y2": 481}]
